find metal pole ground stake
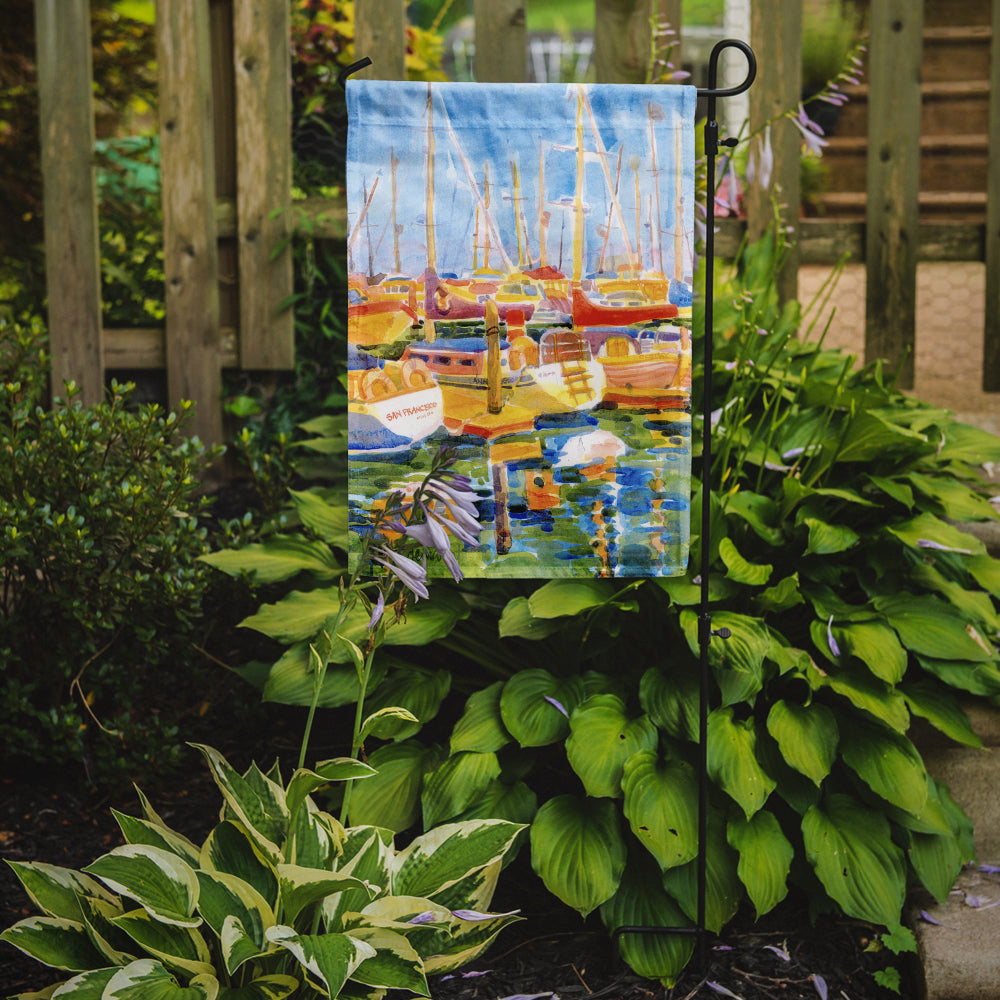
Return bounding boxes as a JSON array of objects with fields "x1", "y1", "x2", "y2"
[{"x1": 613, "y1": 38, "x2": 756, "y2": 976}]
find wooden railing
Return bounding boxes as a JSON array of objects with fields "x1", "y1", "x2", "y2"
[{"x1": 32, "y1": 0, "x2": 1000, "y2": 444}]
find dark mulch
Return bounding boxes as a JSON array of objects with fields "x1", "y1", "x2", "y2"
[{"x1": 1, "y1": 745, "x2": 915, "y2": 1000}]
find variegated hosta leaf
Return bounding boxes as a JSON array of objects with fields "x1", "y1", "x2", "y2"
[
  {"x1": 360, "y1": 667, "x2": 452, "y2": 741},
  {"x1": 802, "y1": 793, "x2": 906, "y2": 926},
  {"x1": 0, "y1": 916, "x2": 107, "y2": 971},
  {"x1": 621, "y1": 751, "x2": 699, "y2": 871},
  {"x1": 529, "y1": 795, "x2": 626, "y2": 917},
  {"x1": 45, "y1": 966, "x2": 118, "y2": 997},
  {"x1": 391, "y1": 820, "x2": 524, "y2": 901},
  {"x1": 288, "y1": 802, "x2": 344, "y2": 870},
  {"x1": 661, "y1": 811, "x2": 742, "y2": 934},
  {"x1": 276, "y1": 864, "x2": 375, "y2": 925},
  {"x1": 102, "y1": 958, "x2": 218, "y2": 999},
  {"x1": 200, "y1": 822, "x2": 278, "y2": 910},
  {"x1": 765, "y1": 700, "x2": 838, "y2": 786},
  {"x1": 285, "y1": 760, "x2": 375, "y2": 824},
  {"x1": 838, "y1": 718, "x2": 929, "y2": 817},
  {"x1": 421, "y1": 859, "x2": 501, "y2": 916},
  {"x1": 191, "y1": 746, "x2": 287, "y2": 863},
  {"x1": 421, "y1": 751, "x2": 502, "y2": 829},
  {"x1": 112, "y1": 811, "x2": 201, "y2": 868},
  {"x1": 726, "y1": 810, "x2": 793, "y2": 918},
  {"x1": 347, "y1": 740, "x2": 443, "y2": 833},
  {"x1": 344, "y1": 926, "x2": 429, "y2": 995},
  {"x1": 420, "y1": 906, "x2": 523, "y2": 975},
  {"x1": 265, "y1": 926, "x2": 375, "y2": 998},
  {"x1": 110, "y1": 908, "x2": 214, "y2": 979},
  {"x1": 566, "y1": 695, "x2": 658, "y2": 799},
  {"x1": 499, "y1": 669, "x2": 585, "y2": 747},
  {"x1": 195, "y1": 871, "x2": 274, "y2": 974},
  {"x1": 707, "y1": 708, "x2": 776, "y2": 819},
  {"x1": 83, "y1": 846, "x2": 200, "y2": 928},
  {"x1": 450, "y1": 681, "x2": 511, "y2": 754},
  {"x1": 599, "y1": 853, "x2": 694, "y2": 987},
  {"x1": 322, "y1": 829, "x2": 393, "y2": 931},
  {"x1": 213, "y1": 974, "x2": 299, "y2": 1000},
  {"x1": 78, "y1": 894, "x2": 136, "y2": 966},
  {"x1": 4, "y1": 861, "x2": 118, "y2": 922}
]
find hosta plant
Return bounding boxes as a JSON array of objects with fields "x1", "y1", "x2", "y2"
[{"x1": 1, "y1": 743, "x2": 523, "y2": 999}]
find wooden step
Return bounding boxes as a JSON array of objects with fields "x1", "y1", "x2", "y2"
[
  {"x1": 922, "y1": 25, "x2": 992, "y2": 83},
  {"x1": 813, "y1": 190, "x2": 987, "y2": 222},
  {"x1": 822, "y1": 134, "x2": 989, "y2": 193}
]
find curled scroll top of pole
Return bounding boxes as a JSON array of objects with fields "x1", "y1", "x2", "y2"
[{"x1": 698, "y1": 39, "x2": 757, "y2": 98}]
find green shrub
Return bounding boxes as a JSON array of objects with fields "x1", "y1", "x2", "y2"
[
  {"x1": 1, "y1": 743, "x2": 524, "y2": 997},
  {"x1": 0, "y1": 317, "x2": 220, "y2": 783}
]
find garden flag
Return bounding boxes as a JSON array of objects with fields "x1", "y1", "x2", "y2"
[{"x1": 346, "y1": 80, "x2": 696, "y2": 578}]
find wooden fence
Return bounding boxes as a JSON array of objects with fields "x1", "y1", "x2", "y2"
[{"x1": 33, "y1": 0, "x2": 1000, "y2": 445}]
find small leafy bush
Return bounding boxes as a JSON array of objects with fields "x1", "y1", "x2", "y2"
[
  {"x1": 0, "y1": 318, "x2": 219, "y2": 782},
  {"x1": 1, "y1": 743, "x2": 523, "y2": 998}
]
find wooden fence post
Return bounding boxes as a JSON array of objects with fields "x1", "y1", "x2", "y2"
[
  {"x1": 746, "y1": 0, "x2": 801, "y2": 305},
  {"x1": 157, "y1": 0, "x2": 223, "y2": 445},
  {"x1": 474, "y1": 0, "x2": 526, "y2": 83},
  {"x1": 34, "y1": 0, "x2": 104, "y2": 405},
  {"x1": 983, "y1": 0, "x2": 1000, "y2": 391},
  {"x1": 354, "y1": 0, "x2": 407, "y2": 80},
  {"x1": 864, "y1": 0, "x2": 923, "y2": 389},
  {"x1": 233, "y1": 0, "x2": 294, "y2": 369},
  {"x1": 594, "y1": 0, "x2": 673, "y2": 85}
]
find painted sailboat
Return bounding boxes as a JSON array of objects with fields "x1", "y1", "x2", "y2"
[{"x1": 348, "y1": 358, "x2": 444, "y2": 453}]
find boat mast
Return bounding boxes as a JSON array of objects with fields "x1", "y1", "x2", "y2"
[
  {"x1": 572, "y1": 87, "x2": 585, "y2": 284},
  {"x1": 390, "y1": 148, "x2": 401, "y2": 274},
  {"x1": 538, "y1": 142, "x2": 547, "y2": 268},
  {"x1": 632, "y1": 155, "x2": 643, "y2": 276},
  {"x1": 425, "y1": 84, "x2": 436, "y2": 273},
  {"x1": 484, "y1": 162, "x2": 492, "y2": 270},
  {"x1": 649, "y1": 102, "x2": 665, "y2": 275},
  {"x1": 674, "y1": 117, "x2": 684, "y2": 282}
]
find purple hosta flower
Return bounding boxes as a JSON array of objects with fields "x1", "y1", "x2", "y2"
[
  {"x1": 919, "y1": 909, "x2": 957, "y2": 929},
  {"x1": 791, "y1": 104, "x2": 828, "y2": 157},
  {"x1": 827, "y1": 616, "x2": 842, "y2": 657},
  {"x1": 367, "y1": 590, "x2": 385, "y2": 630},
  {"x1": 706, "y1": 982, "x2": 742, "y2": 999},
  {"x1": 451, "y1": 908, "x2": 521, "y2": 921},
  {"x1": 917, "y1": 538, "x2": 973, "y2": 555},
  {"x1": 746, "y1": 125, "x2": 774, "y2": 191},
  {"x1": 404, "y1": 508, "x2": 463, "y2": 582},
  {"x1": 544, "y1": 695, "x2": 569, "y2": 718},
  {"x1": 763, "y1": 944, "x2": 791, "y2": 962},
  {"x1": 372, "y1": 545, "x2": 429, "y2": 600},
  {"x1": 979, "y1": 864, "x2": 1000, "y2": 874},
  {"x1": 812, "y1": 974, "x2": 828, "y2": 1000},
  {"x1": 715, "y1": 156, "x2": 742, "y2": 216},
  {"x1": 424, "y1": 479, "x2": 481, "y2": 546},
  {"x1": 407, "y1": 911, "x2": 438, "y2": 925}
]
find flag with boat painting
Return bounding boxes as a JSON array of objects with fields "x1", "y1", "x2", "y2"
[{"x1": 346, "y1": 80, "x2": 696, "y2": 578}]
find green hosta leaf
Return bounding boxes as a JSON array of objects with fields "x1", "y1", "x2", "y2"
[
  {"x1": 910, "y1": 562, "x2": 1000, "y2": 633},
  {"x1": 345, "y1": 926, "x2": 428, "y2": 994},
  {"x1": 216, "y1": 975, "x2": 299, "y2": 1000},
  {"x1": 450, "y1": 682, "x2": 511, "y2": 754},
  {"x1": 4, "y1": 862, "x2": 118, "y2": 923},
  {"x1": 200, "y1": 822, "x2": 278, "y2": 910},
  {"x1": 756, "y1": 573, "x2": 804, "y2": 614},
  {"x1": 885, "y1": 512, "x2": 985, "y2": 557},
  {"x1": 718, "y1": 537, "x2": 772, "y2": 586},
  {"x1": 83, "y1": 846, "x2": 200, "y2": 928},
  {"x1": 566, "y1": 695, "x2": 658, "y2": 798},
  {"x1": 347, "y1": 740, "x2": 442, "y2": 832},
  {"x1": 901, "y1": 680, "x2": 982, "y2": 748},
  {"x1": 530, "y1": 795, "x2": 626, "y2": 917},
  {"x1": 834, "y1": 410, "x2": 927, "y2": 463},
  {"x1": 191, "y1": 746, "x2": 287, "y2": 863},
  {"x1": 621, "y1": 751, "x2": 698, "y2": 871},
  {"x1": 874, "y1": 594, "x2": 995, "y2": 662},
  {"x1": 906, "y1": 472, "x2": 998, "y2": 522},
  {"x1": 866, "y1": 474, "x2": 914, "y2": 509},
  {"x1": 835, "y1": 621, "x2": 907, "y2": 684},
  {"x1": 909, "y1": 784, "x2": 967, "y2": 907},
  {"x1": 599, "y1": 853, "x2": 694, "y2": 987},
  {"x1": 839, "y1": 718, "x2": 929, "y2": 816},
  {"x1": 935, "y1": 421, "x2": 1000, "y2": 465},
  {"x1": 727, "y1": 811, "x2": 793, "y2": 918},
  {"x1": 195, "y1": 871, "x2": 273, "y2": 974},
  {"x1": 499, "y1": 670, "x2": 584, "y2": 747},
  {"x1": 639, "y1": 664, "x2": 699, "y2": 742},
  {"x1": 363, "y1": 667, "x2": 451, "y2": 740},
  {"x1": 277, "y1": 865, "x2": 374, "y2": 925},
  {"x1": 261, "y1": 643, "x2": 387, "y2": 709},
  {"x1": 658, "y1": 571, "x2": 737, "y2": 605},
  {"x1": 288, "y1": 488, "x2": 348, "y2": 546},
  {"x1": 916, "y1": 655, "x2": 1000, "y2": 697},
  {"x1": 967, "y1": 553, "x2": 1000, "y2": 597},
  {"x1": 0, "y1": 916, "x2": 107, "y2": 971},
  {"x1": 498, "y1": 596, "x2": 563, "y2": 639},
  {"x1": 421, "y1": 751, "x2": 502, "y2": 828},
  {"x1": 112, "y1": 812, "x2": 201, "y2": 868},
  {"x1": 39, "y1": 966, "x2": 117, "y2": 998},
  {"x1": 265, "y1": 926, "x2": 375, "y2": 998},
  {"x1": 360, "y1": 706, "x2": 421, "y2": 742},
  {"x1": 707, "y1": 708, "x2": 776, "y2": 819},
  {"x1": 724, "y1": 490, "x2": 784, "y2": 545},
  {"x1": 103, "y1": 959, "x2": 218, "y2": 999},
  {"x1": 803, "y1": 517, "x2": 859, "y2": 556},
  {"x1": 527, "y1": 578, "x2": 614, "y2": 617},
  {"x1": 802, "y1": 793, "x2": 906, "y2": 926},
  {"x1": 680, "y1": 610, "x2": 770, "y2": 706},
  {"x1": 660, "y1": 811, "x2": 741, "y2": 933},
  {"x1": 393, "y1": 820, "x2": 524, "y2": 901},
  {"x1": 200, "y1": 535, "x2": 340, "y2": 584},
  {"x1": 453, "y1": 779, "x2": 538, "y2": 827},
  {"x1": 809, "y1": 660, "x2": 910, "y2": 732},
  {"x1": 111, "y1": 908, "x2": 214, "y2": 978},
  {"x1": 765, "y1": 700, "x2": 838, "y2": 786}
]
